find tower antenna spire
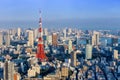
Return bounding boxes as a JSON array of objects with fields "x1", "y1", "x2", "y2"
[
  {"x1": 39, "y1": 10, "x2": 41, "y2": 17},
  {"x1": 36, "y1": 11, "x2": 47, "y2": 62}
]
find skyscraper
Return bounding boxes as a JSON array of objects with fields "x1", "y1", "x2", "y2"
[
  {"x1": 9, "y1": 29, "x2": 16, "y2": 36},
  {"x1": 85, "y1": 44, "x2": 92, "y2": 60},
  {"x1": 47, "y1": 35, "x2": 52, "y2": 45},
  {"x1": 63, "y1": 28, "x2": 66, "y2": 39},
  {"x1": 75, "y1": 32, "x2": 79, "y2": 46},
  {"x1": 34, "y1": 28, "x2": 38, "y2": 40},
  {"x1": 91, "y1": 31, "x2": 99, "y2": 46},
  {"x1": 68, "y1": 39, "x2": 73, "y2": 54},
  {"x1": 43, "y1": 28, "x2": 48, "y2": 36},
  {"x1": 17, "y1": 28, "x2": 21, "y2": 39},
  {"x1": 27, "y1": 30, "x2": 34, "y2": 47},
  {"x1": 71, "y1": 51, "x2": 77, "y2": 67},
  {"x1": 4, "y1": 61, "x2": 14, "y2": 80},
  {"x1": 0, "y1": 32, "x2": 3, "y2": 46},
  {"x1": 67, "y1": 28, "x2": 72, "y2": 35},
  {"x1": 4, "y1": 32, "x2": 10, "y2": 46},
  {"x1": 52, "y1": 33, "x2": 58, "y2": 46}
]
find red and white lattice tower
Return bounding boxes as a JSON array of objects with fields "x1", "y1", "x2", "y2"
[{"x1": 36, "y1": 11, "x2": 47, "y2": 61}]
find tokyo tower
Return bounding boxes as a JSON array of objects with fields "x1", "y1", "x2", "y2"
[{"x1": 36, "y1": 11, "x2": 47, "y2": 62}]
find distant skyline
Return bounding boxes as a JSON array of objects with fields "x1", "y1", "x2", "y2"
[{"x1": 0, "y1": 0, "x2": 120, "y2": 30}]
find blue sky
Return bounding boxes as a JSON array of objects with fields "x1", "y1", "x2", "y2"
[{"x1": 0, "y1": 0, "x2": 120, "y2": 29}]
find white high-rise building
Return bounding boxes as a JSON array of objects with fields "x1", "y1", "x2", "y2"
[
  {"x1": 34, "y1": 28, "x2": 38, "y2": 40},
  {"x1": 0, "y1": 32, "x2": 3, "y2": 46},
  {"x1": 43, "y1": 28, "x2": 48, "y2": 36},
  {"x1": 76, "y1": 32, "x2": 79, "y2": 45},
  {"x1": 27, "y1": 30, "x2": 34, "y2": 47},
  {"x1": 9, "y1": 29, "x2": 16, "y2": 36},
  {"x1": 47, "y1": 35, "x2": 52, "y2": 45},
  {"x1": 68, "y1": 28, "x2": 72, "y2": 35},
  {"x1": 85, "y1": 44, "x2": 92, "y2": 59},
  {"x1": 91, "y1": 31, "x2": 99, "y2": 46},
  {"x1": 63, "y1": 28, "x2": 66, "y2": 39},
  {"x1": 68, "y1": 39, "x2": 73, "y2": 54},
  {"x1": 17, "y1": 28, "x2": 21, "y2": 38}
]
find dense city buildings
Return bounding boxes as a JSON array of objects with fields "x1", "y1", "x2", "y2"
[
  {"x1": 0, "y1": 27, "x2": 120, "y2": 80},
  {"x1": 0, "y1": 13, "x2": 120, "y2": 80},
  {"x1": 1, "y1": 0, "x2": 120, "y2": 80},
  {"x1": 0, "y1": 24, "x2": 120, "y2": 80}
]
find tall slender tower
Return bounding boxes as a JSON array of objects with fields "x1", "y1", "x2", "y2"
[{"x1": 36, "y1": 11, "x2": 47, "y2": 61}]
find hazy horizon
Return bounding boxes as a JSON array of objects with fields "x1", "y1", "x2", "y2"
[{"x1": 0, "y1": 0, "x2": 120, "y2": 30}]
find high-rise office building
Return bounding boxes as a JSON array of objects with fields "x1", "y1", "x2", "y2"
[
  {"x1": 34, "y1": 28, "x2": 38, "y2": 40},
  {"x1": 9, "y1": 29, "x2": 12, "y2": 35},
  {"x1": 91, "y1": 31, "x2": 99, "y2": 46},
  {"x1": 48, "y1": 35, "x2": 52, "y2": 45},
  {"x1": 67, "y1": 28, "x2": 72, "y2": 35},
  {"x1": 113, "y1": 49, "x2": 118, "y2": 60},
  {"x1": 52, "y1": 33, "x2": 58, "y2": 46},
  {"x1": 85, "y1": 44, "x2": 92, "y2": 59},
  {"x1": 27, "y1": 30, "x2": 34, "y2": 47},
  {"x1": 9, "y1": 29, "x2": 16, "y2": 36},
  {"x1": 68, "y1": 39, "x2": 73, "y2": 54},
  {"x1": 43, "y1": 28, "x2": 48, "y2": 36},
  {"x1": 63, "y1": 28, "x2": 66, "y2": 39},
  {"x1": 4, "y1": 61, "x2": 14, "y2": 80},
  {"x1": 17, "y1": 28, "x2": 21, "y2": 38},
  {"x1": 71, "y1": 51, "x2": 77, "y2": 67},
  {"x1": 4, "y1": 32, "x2": 10, "y2": 46},
  {"x1": 0, "y1": 32, "x2": 3, "y2": 46},
  {"x1": 75, "y1": 32, "x2": 79, "y2": 46}
]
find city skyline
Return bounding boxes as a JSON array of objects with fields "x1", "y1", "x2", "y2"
[
  {"x1": 0, "y1": 0, "x2": 120, "y2": 30},
  {"x1": 0, "y1": 3, "x2": 120, "y2": 79},
  {"x1": 1, "y1": 1, "x2": 120, "y2": 79}
]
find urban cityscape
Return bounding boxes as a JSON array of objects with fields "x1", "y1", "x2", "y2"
[{"x1": 1, "y1": 0, "x2": 120, "y2": 80}]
